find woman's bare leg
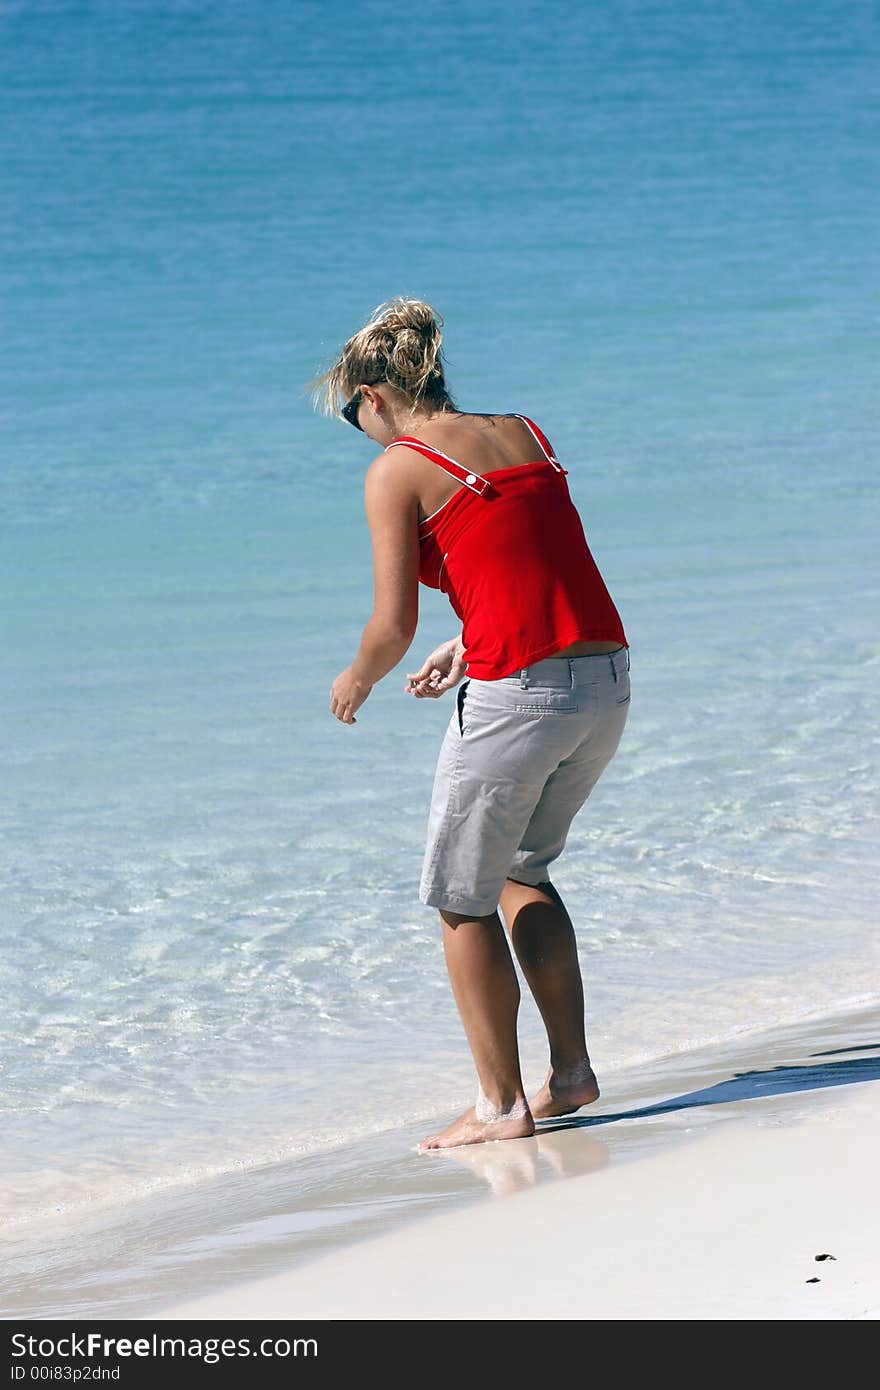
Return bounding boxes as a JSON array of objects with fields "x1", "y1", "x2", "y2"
[
  {"x1": 498, "y1": 877, "x2": 600, "y2": 1118},
  {"x1": 419, "y1": 908, "x2": 535, "y2": 1151}
]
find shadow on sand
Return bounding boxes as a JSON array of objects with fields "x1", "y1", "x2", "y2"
[{"x1": 537, "y1": 1043, "x2": 880, "y2": 1133}]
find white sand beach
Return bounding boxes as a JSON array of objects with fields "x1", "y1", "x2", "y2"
[{"x1": 151, "y1": 1003, "x2": 880, "y2": 1322}]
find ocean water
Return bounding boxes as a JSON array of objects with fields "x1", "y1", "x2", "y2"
[{"x1": 1, "y1": 0, "x2": 878, "y2": 1252}]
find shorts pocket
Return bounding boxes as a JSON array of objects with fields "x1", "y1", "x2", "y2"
[
  {"x1": 456, "y1": 678, "x2": 471, "y2": 736},
  {"x1": 512, "y1": 702, "x2": 579, "y2": 715}
]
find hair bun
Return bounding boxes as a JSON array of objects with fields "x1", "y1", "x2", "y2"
[
  {"x1": 306, "y1": 296, "x2": 455, "y2": 419},
  {"x1": 377, "y1": 299, "x2": 439, "y2": 337}
]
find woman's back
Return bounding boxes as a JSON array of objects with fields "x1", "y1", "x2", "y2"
[
  {"x1": 385, "y1": 411, "x2": 627, "y2": 680},
  {"x1": 387, "y1": 412, "x2": 558, "y2": 523}
]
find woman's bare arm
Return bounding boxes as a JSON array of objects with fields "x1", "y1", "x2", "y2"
[{"x1": 329, "y1": 453, "x2": 420, "y2": 724}]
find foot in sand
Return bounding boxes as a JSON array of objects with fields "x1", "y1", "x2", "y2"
[
  {"x1": 419, "y1": 1104, "x2": 535, "y2": 1152},
  {"x1": 529, "y1": 1062, "x2": 600, "y2": 1119}
]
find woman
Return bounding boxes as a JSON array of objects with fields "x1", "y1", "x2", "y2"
[{"x1": 310, "y1": 298, "x2": 630, "y2": 1152}]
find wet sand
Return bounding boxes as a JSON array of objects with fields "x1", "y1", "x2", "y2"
[{"x1": 148, "y1": 1001, "x2": 880, "y2": 1321}]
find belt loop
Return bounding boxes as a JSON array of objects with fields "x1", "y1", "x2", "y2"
[
  {"x1": 519, "y1": 666, "x2": 529, "y2": 689},
  {"x1": 568, "y1": 659, "x2": 575, "y2": 690},
  {"x1": 610, "y1": 653, "x2": 619, "y2": 684},
  {"x1": 625, "y1": 646, "x2": 630, "y2": 672}
]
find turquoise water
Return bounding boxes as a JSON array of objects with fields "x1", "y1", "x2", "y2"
[{"x1": 1, "y1": 0, "x2": 878, "y2": 1244}]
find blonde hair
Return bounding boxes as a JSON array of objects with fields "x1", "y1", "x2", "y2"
[{"x1": 307, "y1": 297, "x2": 457, "y2": 421}]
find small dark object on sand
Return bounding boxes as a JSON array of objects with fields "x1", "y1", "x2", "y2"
[
  {"x1": 805, "y1": 1277, "x2": 821, "y2": 1284},
  {"x1": 815, "y1": 1253, "x2": 836, "y2": 1262}
]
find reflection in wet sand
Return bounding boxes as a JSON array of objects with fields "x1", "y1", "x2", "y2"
[
  {"x1": 423, "y1": 1136, "x2": 538, "y2": 1196},
  {"x1": 415, "y1": 1127, "x2": 610, "y2": 1195},
  {"x1": 533, "y1": 1129, "x2": 610, "y2": 1180}
]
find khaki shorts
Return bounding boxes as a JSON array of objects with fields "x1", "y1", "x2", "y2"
[{"x1": 419, "y1": 646, "x2": 631, "y2": 916}]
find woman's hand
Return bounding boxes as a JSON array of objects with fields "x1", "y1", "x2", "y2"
[
  {"x1": 330, "y1": 667, "x2": 373, "y2": 725},
  {"x1": 405, "y1": 636, "x2": 466, "y2": 699}
]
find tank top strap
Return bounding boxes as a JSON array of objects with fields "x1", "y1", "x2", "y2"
[
  {"x1": 384, "y1": 437, "x2": 492, "y2": 497},
  {"x1": 512, "y1": 415, "x2": 565, "y2": 472}
]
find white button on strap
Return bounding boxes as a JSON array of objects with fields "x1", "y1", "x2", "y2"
[{"x1": 465, "y1": 473, "x2": 477, "y2": 485}]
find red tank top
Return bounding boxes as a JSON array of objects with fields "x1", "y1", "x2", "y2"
[{"x1": 385, "y1": 415, "x2": 627, "y2": 681}]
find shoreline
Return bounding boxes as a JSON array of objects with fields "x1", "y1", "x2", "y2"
[
  {"x1": 156, "y1": 1073, "x2": 880, "y2": 1322},
  {"x1": 6, "y1": 998, "x2": 877, "y2": 1320},
  {"x1": 151, "y1": 999, "x2": 880, "y2": 1321}
]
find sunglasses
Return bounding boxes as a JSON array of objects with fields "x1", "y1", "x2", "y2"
[{"x1": 342, "y1": 381, "x2": 382, "y2": 431}]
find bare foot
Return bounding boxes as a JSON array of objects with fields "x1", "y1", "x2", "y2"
[
  {"x1": 418, "y1": 1103, "x2": 535, "y2": 1152},
  {"x1": 529, "y1": 1064, "x2": 600, "y2": 1120}
]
